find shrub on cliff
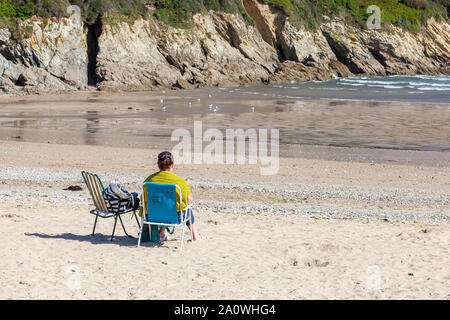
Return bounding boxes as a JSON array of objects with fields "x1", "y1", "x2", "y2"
[
  {"x1": 401, "y1": 0, "x2": 428, "y2": 9},
  {"x1": 0, "y1": 0, "x2": 37, "y2": 19}
]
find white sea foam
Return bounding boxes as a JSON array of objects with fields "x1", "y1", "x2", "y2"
[
  {"x1": 335, "y1": 75, "x2": 450, "y2": 92},
  {"x1": 383, "y1": 85, "x2": 404, "y2": 89},
  {"x1": 414, "y1": 75, "x2": 450, "y2": 81},
  {"x1": 417, "y1": 87, "x2": 450, "y2": 91},
  {"x1": 340, "y1": 83, "x2": 365, "y2": 86},
  {"x1": 408, "y1": 82, "x2": 450, "y2": 87},
  {"x1": 341, "y1": 79, "x2": 397, "y2": 85},
  {"x1": 366, "y1": 84, "x2": 402, "y2": 88}
]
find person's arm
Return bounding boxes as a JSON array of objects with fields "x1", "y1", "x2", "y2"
[
  {"x1": 186, "y1": 178, "x2": 194, "y2": 205},
  {"x1": 187, "y1": 192, "x2": 194, "y2": 205}
]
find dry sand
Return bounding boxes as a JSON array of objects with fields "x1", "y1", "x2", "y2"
[{"x1": 0, "y1": 141, "x2": 449, "y2": 299}]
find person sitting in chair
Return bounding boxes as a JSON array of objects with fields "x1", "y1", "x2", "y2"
[{"x1": 144, "y1": 151, "x2": 200, "y2": 241}]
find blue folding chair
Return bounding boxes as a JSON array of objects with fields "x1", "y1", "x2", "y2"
[{"x1": 137, "y1": 182, "x2": 193, "y2": 250}]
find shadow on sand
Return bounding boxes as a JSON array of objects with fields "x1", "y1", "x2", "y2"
[{"x1": 24, "y1": 232, "x2": 166, "y2": 248}]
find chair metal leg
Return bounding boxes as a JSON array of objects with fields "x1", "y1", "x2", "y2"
[
  {"x1": 137, "y1": 216, "x2": 145, "y2": 248},
  {"x1": 119, "y1": 215, "x2": 134, "y2": 238},
  {"x1": 92, "y1": 215, "x2": 99, "y2": 236},
  {"x1": 133, "y1": 211, "x2": 141, "y2": 229},
  {"x1": 111, "y1": 214, "x2": 119, "y2": 241},
  {"x1": 180, "y1": 222, "x2": 186, "y2": 251},
  {"x1": 189, "y1": 209, "x2": 193, "y2": 242}
]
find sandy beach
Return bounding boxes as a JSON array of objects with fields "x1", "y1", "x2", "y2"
[{"x1": 0, "y1": 138, "x2": 449, "y2": 299}]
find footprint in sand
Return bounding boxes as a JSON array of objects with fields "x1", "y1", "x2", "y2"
[{"x1": 305, "y1": 259, "x2": 330, "y2": 268}]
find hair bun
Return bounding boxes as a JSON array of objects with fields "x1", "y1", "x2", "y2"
[{"x1": 157, "y1": 151, "x2": 174, "y2": 171}]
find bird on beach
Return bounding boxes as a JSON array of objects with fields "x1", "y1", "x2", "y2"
[
  {"x1": 160, "y1": 98, "x2": 164, "y2": 104},
  {"x1": 251, "y1": 107, "x2": 255, "y2": 112}
]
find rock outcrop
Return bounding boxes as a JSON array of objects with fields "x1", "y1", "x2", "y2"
[
  {"x1": 0, "y1": 15, "x2": 87, "y2": 95},
  {"x1": 0, "y1": 0, "x2": 449, "y2": 95},
  {"x1": 95, "y1": 10, "x2": 280, "y2": 91}
]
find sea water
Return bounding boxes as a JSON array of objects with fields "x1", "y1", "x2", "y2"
[{"x1": 243, "y1": 75, "x2": 450, "y2": 105}]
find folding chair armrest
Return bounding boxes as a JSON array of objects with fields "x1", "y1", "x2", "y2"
[{"x1": 179, "y1": 205, "x2": 193, "y2": 223}]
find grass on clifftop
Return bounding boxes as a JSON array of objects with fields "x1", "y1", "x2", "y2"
[
  {"x1": 264, "y1": 0, "x2": 448, "y2": 31},
  {"x1": 0, "y1": 0, "x2": 448, "y2": 34}
]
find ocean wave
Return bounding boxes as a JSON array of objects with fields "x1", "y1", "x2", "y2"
[
  {"x1": 264, "y1": 75, "x2": 450, "y2": 103},
  {"x1": 285, "y1": 96, "x2": 307, "y2": 99},
  {"x1": 244, "y1": 91, "x2": 261, "y2": 95},
  {"x1": 417, "y1": 87, "x2": 450, "y2": 91},
  {"x1": 340, "y1": 83, "x2": 365, "y2": 86},
  {"x1": 382, "y1": 85, "x2": 404, "y2": 89},
  {"x1": 365, "y1": 84, "x2": 410, "y2": 89},
  {"x1": 340, "y1": 79, "x2": 402, "y2": 85},
  {"x1": 341, "y1": 75, "x2": 450, "y2": 84},
  {"x1": 408, "y1": 82, "x2": 450, "y2": 87},
  {"x1": 336, "y1": 75, "x2": 450, "y2": 92},
  {"x1": 414, "y1": 75, "x2": 450, "y2": 81},
  {"x1": 387, "y1": 75, "x2": 450, "y2": 81}
]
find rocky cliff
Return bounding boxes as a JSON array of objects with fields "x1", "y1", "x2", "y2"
[{"x1": 0, "y1": 0, "x2": 449, "y2": 95}]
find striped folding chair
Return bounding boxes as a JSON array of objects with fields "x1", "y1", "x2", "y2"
[
  {"x1": 137, "y1": 182, "x2": 193, "y2": 250},
  {"x1": 81, "y1": 171, "x2": 140, "y2": 241}
]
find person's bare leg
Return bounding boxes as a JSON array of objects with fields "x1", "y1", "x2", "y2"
[
  {"x1": 159, "y1": 227, "x2": 167, "y2": 240},
  {"x1": 188, "y1": 223, "x2": 200, "y2": 241}
]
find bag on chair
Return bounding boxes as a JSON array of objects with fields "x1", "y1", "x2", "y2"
[{"x1": 103, "y1": 180, "x2": 140, "y2": 212}]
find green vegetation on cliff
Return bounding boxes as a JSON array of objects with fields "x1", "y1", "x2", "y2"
[
  {"x1": 0, "y1": 0, "x2": 448, "y2": 34},
  {"x1": 264, "y1": 0, "x2": 448, "y2": 30},
  {"x1": 149, "y1": 0, "x2": 254, "y2": 28}
]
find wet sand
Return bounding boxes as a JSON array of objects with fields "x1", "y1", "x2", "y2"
[{"x1": 0, "y1": 88, "x2": 449, "y2": 154}]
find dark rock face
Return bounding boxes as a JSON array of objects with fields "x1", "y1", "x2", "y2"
[
  {"x1": 86, "y1": 16, "x2": 102, "y2": 86},
  {"x1": 0, "y1": 1, "x2": 449, "y2": 96}
]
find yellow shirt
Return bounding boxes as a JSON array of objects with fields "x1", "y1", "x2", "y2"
[{"x1": 139, "y1": 171, "x2": 191, "y2": 216}]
